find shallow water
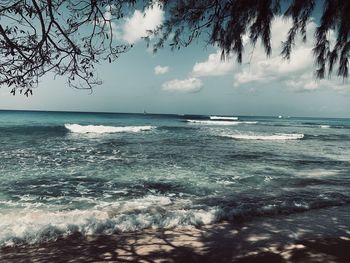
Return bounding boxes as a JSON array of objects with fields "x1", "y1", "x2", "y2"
[{"x1": 0, "y1": 110, "x2": 349, "y2": 246}]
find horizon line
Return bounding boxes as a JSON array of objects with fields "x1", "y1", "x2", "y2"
[{"x1": 0, "y1": 109, "x2": 349, "y2": 120}]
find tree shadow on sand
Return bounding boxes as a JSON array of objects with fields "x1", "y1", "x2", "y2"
[{"x1": 1, "y1": 205, "x2": 350, "y2": 263}]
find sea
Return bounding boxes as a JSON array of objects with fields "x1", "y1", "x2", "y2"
[{"x1": 0, "y1": 110, "x2": 349, "y2": 246}]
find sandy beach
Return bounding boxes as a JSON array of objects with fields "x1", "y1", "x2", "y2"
[{"x1": 1, "y1": 205, "x2": 349, "y2": 262}]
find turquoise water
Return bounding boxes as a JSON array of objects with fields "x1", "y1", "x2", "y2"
[{"x1": 0, "y1": 110, "x2": 350, "y2": 246}]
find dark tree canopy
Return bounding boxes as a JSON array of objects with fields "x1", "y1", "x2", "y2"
[
  {"x1": 0, "y1": 0, "x2": 135, "y2": 95},
  {"x1": 0, "y1": 0, "x2": 349, "y2": 95}
]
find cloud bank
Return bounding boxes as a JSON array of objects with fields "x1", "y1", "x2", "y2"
[
  {"x1": 160, "y1": 16, "x2": 349, "y2": 95},
  {"x1": 231, "y1": 17, "x2": 349, "y2": 91},
  {"x1": 187, "y1": 16, "x2": 349, "y2": 92}
]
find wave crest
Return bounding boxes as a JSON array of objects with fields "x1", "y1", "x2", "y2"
[
  {"x1": 187, "y1": 120, "x2": 257, "y2": 125},
  {"x1": 223, "y1": 133, "x2": 304, "y2": 140},
  {"x1": 1, "y1": 194, "x2": 348, "y2": 247},
  {"x1": 64, "y1": 124, "x2": 154, "y2": 134},
  {"x1": 0, "y1": 195, "x2": 216, "y2": 247},
  {"x1": 210, "y1": 116, "x2": 239, "y2": 121}
]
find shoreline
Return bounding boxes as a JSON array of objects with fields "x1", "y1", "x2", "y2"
[{"x1": 1, "y1": 205, "x2": 350, "y2": 262}]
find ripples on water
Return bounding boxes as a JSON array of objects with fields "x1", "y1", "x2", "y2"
[{"x1": 0, "y1": 111, "x2": 349, "y2": 246}]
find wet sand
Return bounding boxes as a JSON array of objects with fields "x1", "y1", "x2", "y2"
[{"x1": 1, "y1": 205, "x2": 350, "y2": 262}]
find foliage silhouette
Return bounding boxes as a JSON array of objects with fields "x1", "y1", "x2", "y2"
[{"x1": 0, "y1": 0, "x2": 349, "y2": 95}]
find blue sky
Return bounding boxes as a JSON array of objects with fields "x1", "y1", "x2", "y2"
[{"x1": 0, "y1": 3, "x2": 350, "y2": 118}]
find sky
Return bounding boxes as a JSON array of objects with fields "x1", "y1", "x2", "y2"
[{"x1": 1, "y1": 3, "x2": 350, "y2": 118}]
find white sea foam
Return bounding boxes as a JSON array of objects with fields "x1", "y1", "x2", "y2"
[
  {"x1": 0, "y1": 194, "x2": 338, "y2": 247},
  {"x1": 223, "y1": 133, "x2": 304, "y2": 140},
  {"x1": 187, "y1": 120, "x2": 257, "y2": 125},
  {"x1": 296, "y1": 169, "x2": 340, "y2": 178},
  {"x1": 210, "y1": 116, "x2": 239, "y2": 121},
  {"x1": 65, "y1": 124, "x2": 154, "y2": 134},
  {"x1": 0, "y1": 207, "x2": 219, "y2": 247},
  {"x1": 0, "y1": 195, "x2": 218, "y2": 247},
  {"x1": 320, "y1": 125, "x2": 331, "y2": 128}
]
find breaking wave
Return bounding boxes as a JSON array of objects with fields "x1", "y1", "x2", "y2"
[
  {"x1": 64, "y1": 124, "x2": 154, "y2": 134},
  {"x1": 210, "y1": 116, "x2": 239, "y2": 121},
  {"x1": 0, "y1": 195, "x2": 217, "y2": 247},
  {"x1": 187, "y1": 120, "x2": 257, "y2": 125},
  {"x1": 1, "y1": 194, "x2": 348, "y2": 247},
  {"x1": 223, "y1": 133, "x2": 304, "y2": 140}
]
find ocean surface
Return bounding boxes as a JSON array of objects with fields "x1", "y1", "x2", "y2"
[{"x1": 0, "y1": 110, "x2": 349, "y2": 246}]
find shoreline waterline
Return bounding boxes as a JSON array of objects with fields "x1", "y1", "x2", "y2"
[{"x1": 1, "y1": 205, "x2": 349, "y2": 262}]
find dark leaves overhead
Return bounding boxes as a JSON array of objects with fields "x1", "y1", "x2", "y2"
[
  {"x1": 0, "y1": 0, "x2": 349, "y2": 95},
  {"x1": 0, "y1": 0, "x2": 135, "y2": 94},
  {"x1": 154, "y1": 0, "x2": 349, "y2": 80},
  {"x1": 313, "y1": 0, "x2": 350, "y2": 79}
]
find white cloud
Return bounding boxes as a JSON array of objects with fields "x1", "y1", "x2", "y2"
[
  {"x1": 154, "y1": 65, "x2": 169, "y2": 75},
  {"x1": 229, "y1": 17, "x2": 350, "y2": 91},
  {"x1": 161, "y1": 16, "x2": 349, "y2": 95},
  {"x1": 162, "y1": 78, "x2": 203, "y2": 93},
  {"x1": 192, "y1": 50, "x2": 234, "y2": 77},
  {"x1": 121, "y1": 3, "x2": 164, "y2": 44}
]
